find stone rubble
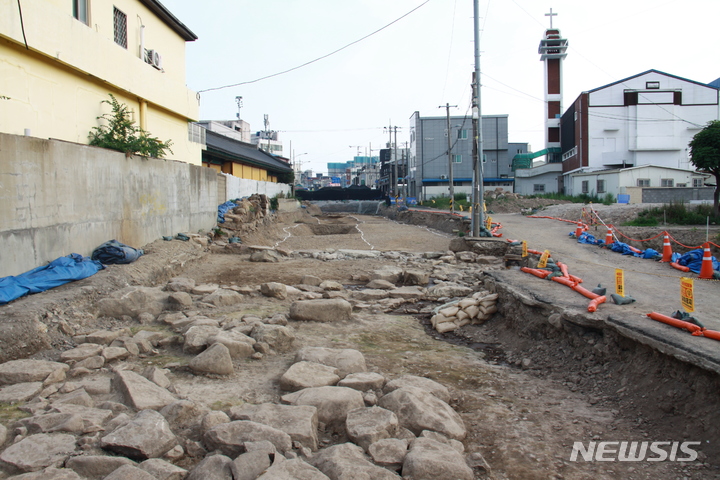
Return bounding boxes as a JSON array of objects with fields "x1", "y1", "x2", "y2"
[{"x1": 0, "y1": 245, "x2": 502, "y2": 479}]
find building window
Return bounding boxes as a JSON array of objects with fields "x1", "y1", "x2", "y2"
[
  {"x1": 693, "y1": 178, "x2": 704, "y2": 187},
  {"x1": 114, "y1": 7, "x2": 128, "y2": 49},
  {"x1": 73, "y1": 0, "x2": 89, "y2": 25},
  {"x1": 646, "y1": 81, "x2": 660, "y2": 89},
  {"x1": 452, "y1": 154, "x2": 462, "y2": 163},
  {"x1": 457, "y1": 130, "x2": 468, "y2": 140},
  {"x1": 676, "y1": 183, "x2": 687, "y2": 187},
  {"x1": 637, "y1": 178, "x2": 650, "y2": 187},
  {"x1": 534, "y1": 184, "x2": 545, "y2": 193},
  {"x1": 188, "y1": 123, "x2": 206, "y2": 144},
  {"x1": 661, "y1": 178, "x2": 674, "y2": 187},
  {"x1": 597, "y1": 180, "x2": 606, "y2": 194},
  {"x1": 482, "y1": 154, "x2": 487, "y2": 163},
  {"x1": 581, "y1": 181, "x2": 589, "y2": 194}
]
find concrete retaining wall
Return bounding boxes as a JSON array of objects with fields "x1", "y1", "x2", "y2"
[
  {"x1": 225, "y1": 174, "x2": 291, "y2": 200},
  {"x1": 314, "y1": 201, "x2": 384, "y2": 215},
  {"x1": 0, "y1": 133, "x2": 219, "y2": 277}
]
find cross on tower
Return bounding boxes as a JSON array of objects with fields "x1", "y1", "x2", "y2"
[{"x1": 545, "y1": 8, "x2": 557, "y2": 29}]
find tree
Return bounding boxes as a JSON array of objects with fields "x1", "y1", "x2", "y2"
[
  {"x1": 89, "y1": 94, "x2": 173, "y2": 158},
  {"x1": 689, "y1": 120, "x2": 720, "y2": 216}
]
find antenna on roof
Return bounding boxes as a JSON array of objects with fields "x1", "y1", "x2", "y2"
[{"x1": 235, "y1": 96, "x2": 243, "y2": 119}]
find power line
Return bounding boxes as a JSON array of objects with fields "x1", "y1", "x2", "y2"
[{"x1": 198, "y1": 1, "x2": 431, "y2": 93}]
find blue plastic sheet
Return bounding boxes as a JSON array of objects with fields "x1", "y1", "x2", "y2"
[
  {"x1": 217, "y1": 200, "x2": 238, "y2": 224},
  {"x1": 91, "y1": 240, "x2": 143, "y2": 265},
  {"x1": 577, "y1": 232, "x2": 604, "y2": 245},
  {"x1": 0, "y1": 254, "x2": 104, "y2": 305},
  {"x1": 678, "y1": 249, "x2": 720, "y2": 274}
]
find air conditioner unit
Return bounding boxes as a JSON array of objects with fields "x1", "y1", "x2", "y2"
[{"x1": 146, "y1": 49, "x2": 162, "y2": 69}]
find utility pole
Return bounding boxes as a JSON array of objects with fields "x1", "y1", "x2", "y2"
[
  {"x1": 439, "y1": 104, "x2": 457, "y2": 214},
  {"x1": 472, "y1": 0, "x2": 485, "y2": 236},
  {"x1": 393, "y1": 126, "x2": 399, "y2": 202}
]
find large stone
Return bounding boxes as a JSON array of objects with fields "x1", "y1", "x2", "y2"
[
  {"x1": 345, "y1": 406, "x2": 400, "y2": 451},
  {"x1": 65, "y1": 455, "x2": 136, "y2": 479},
  {"x1": 85, "y1": 329, "x2": 126, "y2": 345},
  {"x1": 256, "y1": 458, "x2": 330, "y2": 480},
  {"x1": 100, "y1": 409, "x2": 177, "y2": 460},
  {"x1": 96, "y1": 286, "x2": 169, "y2": 319},
  {"x1": 300, "y1": 275, "x2": 322, "y2": 286},
  {"x1": 201, "y1": 289, "x2": 244, "y2": 307},
  {"x1": 260, "y1": 282, "x2": 287, "y2": 299},
  {"x1": 388, "y1": 286, "x2": 425, "y2": 299},
  {"x1": 114, "y1": 370, "x2": 176, "y2": 411},
  {"x1": 186, "y1": 454, "x2": 234, "y2": 480},
  {"x1": 5, "y1": 467, "x2": 84, "y2": 479},
  {"x1": 228, "y1": 403, "x2": 319, "y2": 451},
  {"x1": 377, "y1": 388, "x2": 466, "y2": 440},
  {"x1": 337, "y1": 372, "x2": 385, "y2": 391},
  {"x1": 166, "y1": 277, "x2": 196, "y2": 293},
  {"x1": 365, "y1": 279, "x2": 395, "y2": 290},
  {"x1": 160, "y1": 400, "x2": 208, "y2": 435},
  {"x1": 104, "y1": 464, "x2": 158, "y2": 480},
  {"x1": 183, "y1": 325, "x2": 222, "y2": 354},
  {"x1": 60, "y1": 343, "x2": 103, "y2": 362},
  {"x1": 425, "y1": 283, "x2": 474, "y2": 299},
  {"x1": 0, "y1": 433, "x2": 77, "y2": 473},
  {"x1": 368, "y1": 438, "x2": 409, "y2": 470},
  {"x1": 351, "y1": 289, "x2": 389, "y2": 301},
  {"x1": 281, "y1": 386, "x2": 364, "y2": 433},
  {"x1": 369, "y1": 267, "x2": 403, "y2": 284},
  {"x1": 250, "y1": 324, "x2": 295, "y2": 353},
  {"x1": 383, "y1": 375, "x2": 451, "y2": 403},
  {"x1": 46, "y1": 404, "x2": 115, "y2": 434},
  {"x1": 280, "y1": 361, "x2": 340, "y2": 392},
  {"x1": 207, "y1": 330, "x2": 255, "y2": 359},
  {"x1": 189, "y1": 343, "x2": 234, "y2": 375},
  {"x1": 204, "y1": 421, "x2": 293, "y2": 457},
  {"x1": 51, "y1": 388, "x2": 94, "y2": 408},
  {"x1": 309, "y1": 443, "x2": 400, "y2": 480},
  {"x1": 289, "y1": 298, "x2": 353, "y2": 323},
  {"x1": 139, "y1": 458, "x2": 188, "y2": 480},
  {"x1": 0, "y1": 382, "x2": 42, "y2": 403},
  {"x1": 294, "y1": 347, "x2": 366, "y2": 378},
  {"x1": 402, "y1": 437, "x2": 474, "y2": 480},
  {"x1": 0, "y1": 360, "x2": 68, "y2": 385},
  {"x1": 402, "y1": 269, "x2": 429, "y2": 286},
  {"x1": 231, "y1": 451, "x2": 272, "y2": 480}
]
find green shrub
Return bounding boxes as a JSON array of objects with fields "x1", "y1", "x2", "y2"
[
  {"x1": 623, "y1": 201, "x2": 720, "y2": 226},
  {"x1": 89, "y1": 94, "x2": 173, "y2": 158}
]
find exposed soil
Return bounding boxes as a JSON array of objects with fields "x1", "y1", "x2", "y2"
[{"x1": 2, "y1": 203, "x2": 719, "y2": 479}]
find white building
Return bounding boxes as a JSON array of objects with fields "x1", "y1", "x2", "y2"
[{"x1": 560, "y1": 70, "x2": 719, "y2": 195}]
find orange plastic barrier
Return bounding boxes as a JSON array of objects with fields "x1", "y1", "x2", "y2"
[
  {"x1": 557, "y1": 262, "x2": 570, "y2": 278},
  {"x1": 587, "y1": 295, "x2": 606, "y2": 313},
  {"x1": 700, "y1": 330, "x2": 720, "y2": 341},
  {"x1": 568, "y1": 274, "x2": 584, "y2": 284},
  {"x1": 551, "y1": 275, "x2": 576, "y2": 288},
  {"x1": 670, "y1": 262, "x2": 690, "y2": 272},
  {"x1": 527, "y1": 249, "x2": 544, "y2": 256},
  {"x1": 520, "y1": 267, "x2": 551, "y2": 279},
  {"x1": 647, "y1": 312, "x2": 702, "y2": 334},
  {"x1": 572, "y1": 284, "x2": 600, "y2": 300}
]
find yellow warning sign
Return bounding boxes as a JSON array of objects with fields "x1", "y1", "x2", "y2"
[
  {"x1": 615, "y1": 269, "x2": 625, "y2": 297},
  {"x1": 485, "y1": 216, "x2": 492, "y2": 230},
  {"x1": 538, "y1": 250, "x2": 550, "y2": 268},
  {"x1": 522, "y1": 241, "x2": 528, "y2": 258},
  {"x1": 681, "y1": 277, "x2": 694, "y2": 313}
]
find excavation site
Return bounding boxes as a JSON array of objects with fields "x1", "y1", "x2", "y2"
[{"x1": 0, "y1": 199, "x2": 718, "y2": 480}]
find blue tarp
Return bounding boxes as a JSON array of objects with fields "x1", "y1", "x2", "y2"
[
  {"x1": 91, "y1": 240, "x2": 143, "y2": 265},
  {"x1": 678, "y1": 249, "x2": 720, "y2": 274},
  {"x1": 0, "y1": 254, "x2": 104, "y2": 305},
  {"x1": 217, "y1": 200, "x2": 238, "y2": 224},
  {"x1": 577, "y1": 232, "x2": 604, "y2": 245}
]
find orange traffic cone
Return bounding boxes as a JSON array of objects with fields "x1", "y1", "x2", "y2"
[
  {"x1": 699, "y1": 243, "x2": 715, "y2": 279},
  {"x1": 661, "y1": 232, "x2": 672, "y2": 262},
  {"x1": 575, "y1": 222, "x2": 583, "y2": 238},
  {"x1": 605, "y1": 226, "x2": 614, "y2": 246}
]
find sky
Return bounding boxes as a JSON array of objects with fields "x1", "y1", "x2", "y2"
[{"x1": 161, "y1": 0, "x2": 719, "y2": 175}]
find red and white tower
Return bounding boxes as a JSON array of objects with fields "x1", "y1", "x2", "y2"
[{"x1": 538, "y1": 9, "x2": 568, "y2": 152}]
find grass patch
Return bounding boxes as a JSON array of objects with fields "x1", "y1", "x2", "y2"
[
  {"x1": 0, "y1": 402, "x2": 31, "y2": 423},
  {"x1": 210, "y1": 399, "x2": 245, "y2": 411},
  {"x1": 526, "y1": 192, "x2": 616, "y2": 205},
  {"x1": 418, "y1": 193, "x2": 470, "y2": 211},
  {"x1": 622, "y1": 201, "x2": 720, "y2": 226}
]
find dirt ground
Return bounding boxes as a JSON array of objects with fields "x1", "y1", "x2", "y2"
[{"x1": 3, "y1": 203, "x2": 720, "y2": 479}]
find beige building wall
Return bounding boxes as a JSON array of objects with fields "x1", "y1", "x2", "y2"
[{"x1": 0, "y1": 0, "x2": 201, "y2": 164}]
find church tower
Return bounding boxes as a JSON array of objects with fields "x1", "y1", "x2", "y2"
[{"x1": 538, "y1": 9, "x2": 568, "y2": 154}]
